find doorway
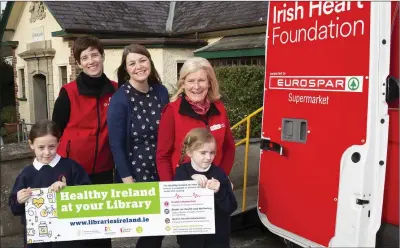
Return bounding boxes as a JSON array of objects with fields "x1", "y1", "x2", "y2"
[{"x1": 33, "y1": 74, "x2": 48, "y2": 121}]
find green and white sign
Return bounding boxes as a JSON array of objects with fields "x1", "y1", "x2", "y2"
[
  {"x1": 57, "y1": 183, "x2": 160, "y2": 218},
  {"x1": 25, "y1": 181, "x2": 215, "y2": 243}
]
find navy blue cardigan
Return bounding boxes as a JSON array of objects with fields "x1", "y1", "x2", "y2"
[{"x1": 107, "y1": 82, "x2": 169, "y2": 182}]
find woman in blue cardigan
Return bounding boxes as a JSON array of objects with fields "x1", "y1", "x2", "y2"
[{"x1": 107, "y1": 44, "x2": 169, "y2": 248}]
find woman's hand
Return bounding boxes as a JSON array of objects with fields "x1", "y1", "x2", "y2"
[
  {"x1": 51, "y1": 181, "x2": 66, "y2": 193},
  {"x1": 122, "y1": 176, "x2": 135, "y2": 184},
  {"x1": 191, "y1": 174, "x2": 208, "y2": 188},
  {"x1": 17, "y1": 188, "x2": 32, "y2": 204},
  {"x1": 206, "y1": 177, "x2": 220, "y2": 193}
]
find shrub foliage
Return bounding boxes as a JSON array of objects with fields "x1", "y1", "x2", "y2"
[{"x1": 215, "y1": 65, "x2": 264, "y2": 138}]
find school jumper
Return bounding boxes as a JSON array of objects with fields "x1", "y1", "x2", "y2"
[{"x1": 174, "y1": 162, "x2": 238, "y2": 248}]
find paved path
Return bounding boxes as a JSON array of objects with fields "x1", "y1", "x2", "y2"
[{"x1": 1, "y1": 226, "x2": 285, "y2": 248}]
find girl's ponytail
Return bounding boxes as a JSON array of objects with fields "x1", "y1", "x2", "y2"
[
  {"x1": 178, "y1": 141, "x2": 188, "y2": 165},
  {"x1": 179, "y1": 136, "x2": 192, "y2": 164}
]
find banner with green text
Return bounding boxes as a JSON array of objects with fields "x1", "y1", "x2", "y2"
[{"x1": 25, "y1": 181, "x2": 215, "y2": 243}]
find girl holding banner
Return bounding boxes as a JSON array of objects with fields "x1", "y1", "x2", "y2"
[
  {"x1": 8, "y1": 120, "x2": 91, "y2": 248},
  {"x1": 174, "y1": 128, "x2": 237, "y2": 248}
]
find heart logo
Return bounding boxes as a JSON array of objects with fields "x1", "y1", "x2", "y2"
[{"x1": 33, "y1": 198, "x2": 44, "y2": 208}]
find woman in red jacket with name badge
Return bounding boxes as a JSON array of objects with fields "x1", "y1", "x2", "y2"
[{"x1": 157, "y1": 57, "x2": 235, "y2": 182}]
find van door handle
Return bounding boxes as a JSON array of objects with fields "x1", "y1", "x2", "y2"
[{"x1": 260, "y1": 139, "x2": 283, "y2": 155}]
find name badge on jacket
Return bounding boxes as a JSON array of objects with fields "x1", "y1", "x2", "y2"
[{"x1": 210, "y1": 123, "x2": 225, "y2": 131}]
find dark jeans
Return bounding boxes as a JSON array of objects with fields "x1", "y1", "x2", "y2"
[
  {"x1": 83, "y1": 169, "x2": 114, "y2": 248},
  {"x1": 136, "y1": 236, "x2": 164, "y2": 248}
]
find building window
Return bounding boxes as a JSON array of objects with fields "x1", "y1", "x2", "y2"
[
  {"x1": 177, "y1": 62, "x2": 184, "y2": 80},
  {"x1": 209, "y1": 56, "x2": 265, "y2": 67},
  {"x1": 59, "y1": 66, "x2": 68, "y2": 86},
  {"x1": 19, "y1": 69, "x2": 26, "y2": 98}
]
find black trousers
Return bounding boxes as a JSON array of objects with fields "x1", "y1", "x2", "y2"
[
  {"x1": 79, "y1": 238, "x2": 112, "y2": 248},
  {"x1": 83, "y1": 169, "x2": 114, "y2": 248},
  {"x1": 177, "y1": 236, "x2": 230, "y2": 248},
  {"x1": 26, "y1": 240, "x2": 90, "y2": 248},
  {"x1": 90, "y1": 169, "x2": 114, "y2": 184},
  {"x1": 179, "y1": 242, "x2": 230, "y2": 248},
  {"x1": 136, "y1": 236, "x2": 164, "y2": 248}
]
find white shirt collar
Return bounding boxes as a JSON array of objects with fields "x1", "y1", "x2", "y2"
[
  {"x1": 33, "y1": 154, "x2": 61, "y2": 171},
  {"x1": 191, "y1": 161, "x2": 211, "y2": 172}
]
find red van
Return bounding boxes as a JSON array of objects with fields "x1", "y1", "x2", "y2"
[{"x1": 258, "y1": 2, "x2": 399, "y2": 247}]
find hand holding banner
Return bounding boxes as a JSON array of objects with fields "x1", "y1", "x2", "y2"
[{"x1": 25, "y1": 181, "x2": 215, "y2": 243}]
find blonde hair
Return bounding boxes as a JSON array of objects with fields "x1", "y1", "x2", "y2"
[
  {"x1": 171, "y1": 57, "x2": 221, "y2": 102},
  {"x1": 179, "y1": 128, "x2": 217, "y2": 164}
]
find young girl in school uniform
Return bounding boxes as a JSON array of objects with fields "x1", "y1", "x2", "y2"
[
  {"x1": 174, "y1": 128, "x2": 238, "y2": 248},
  {"x1": 8, "y1": 120, "x2": 91, "y2": 248}
]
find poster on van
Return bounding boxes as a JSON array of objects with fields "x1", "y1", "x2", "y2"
[
  {"x1": 25, "y1": 181, "x2": 215, "y2": 243},
  {"x1": 259, "y1": 1, "x2": 377, "y2": 247}
]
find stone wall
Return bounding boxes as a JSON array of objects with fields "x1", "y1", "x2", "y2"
[
  {"x1": 12, "y1": 48, "x2": 19, "y2": 120},
  {"x1": 68, "y1": 40, "x2": 78, "y2": 81},
  {"x1": 0, "y1": 143, "x2": 34, "y2": 237}
]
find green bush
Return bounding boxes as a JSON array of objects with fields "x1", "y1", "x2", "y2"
[
  {"x1": 0, "y1": 106, "x2": 17, "y2": 124},
  {"x1": 0, "y1": 122, "x2": 19, "y2": 144},
  {"x1": 215, "y1": 66, "x2": 264, "y2": 139},
  {"x1": 0, "y1": 127, "x2": 7, "y2": 137}
]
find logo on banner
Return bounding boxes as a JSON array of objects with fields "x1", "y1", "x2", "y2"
[
  {"x1": 136, "y1": 226, "x2": 143, "y2": 234},
  {"x1": 269, "y1": 76, "x2": 364, "y2": 92},
  {"x1": 120, "y1": 227, "x2": 132, "y2": 233},
  {"x1": 104, "y1": 226, "x2": 116, "y2": 235},
  {"x1": 348, "y1": 77, "x2": 360, "y2": 91}
]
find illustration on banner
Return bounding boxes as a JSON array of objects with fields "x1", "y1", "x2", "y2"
[{"x1": 25, "y1": 188, "x2": 59, "y2": 244}]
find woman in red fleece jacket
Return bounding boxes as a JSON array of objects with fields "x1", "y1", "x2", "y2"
[{"x1": 156, "y1": 57, "x2": 235, "y2": 181}]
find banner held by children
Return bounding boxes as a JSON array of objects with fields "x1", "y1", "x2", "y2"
[{"x1": 25, "y1": 181, "x2": 215, "y2": 243}]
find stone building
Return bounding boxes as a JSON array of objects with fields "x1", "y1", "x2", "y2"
[{"x1": 0, "y1": 1, "x2": 267, "y2": 123}]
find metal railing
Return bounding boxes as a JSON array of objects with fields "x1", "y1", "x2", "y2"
[
  {"x1": 17, "y1": 119, "x2": 33, "y2": 143},
  {"x1": 230, "y1": 106, "x2": 263, "y2": 212}
]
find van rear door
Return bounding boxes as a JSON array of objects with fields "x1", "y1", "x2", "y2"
[{"x1": 257, "y1": 2, "x2": 391, "y2": 247}]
